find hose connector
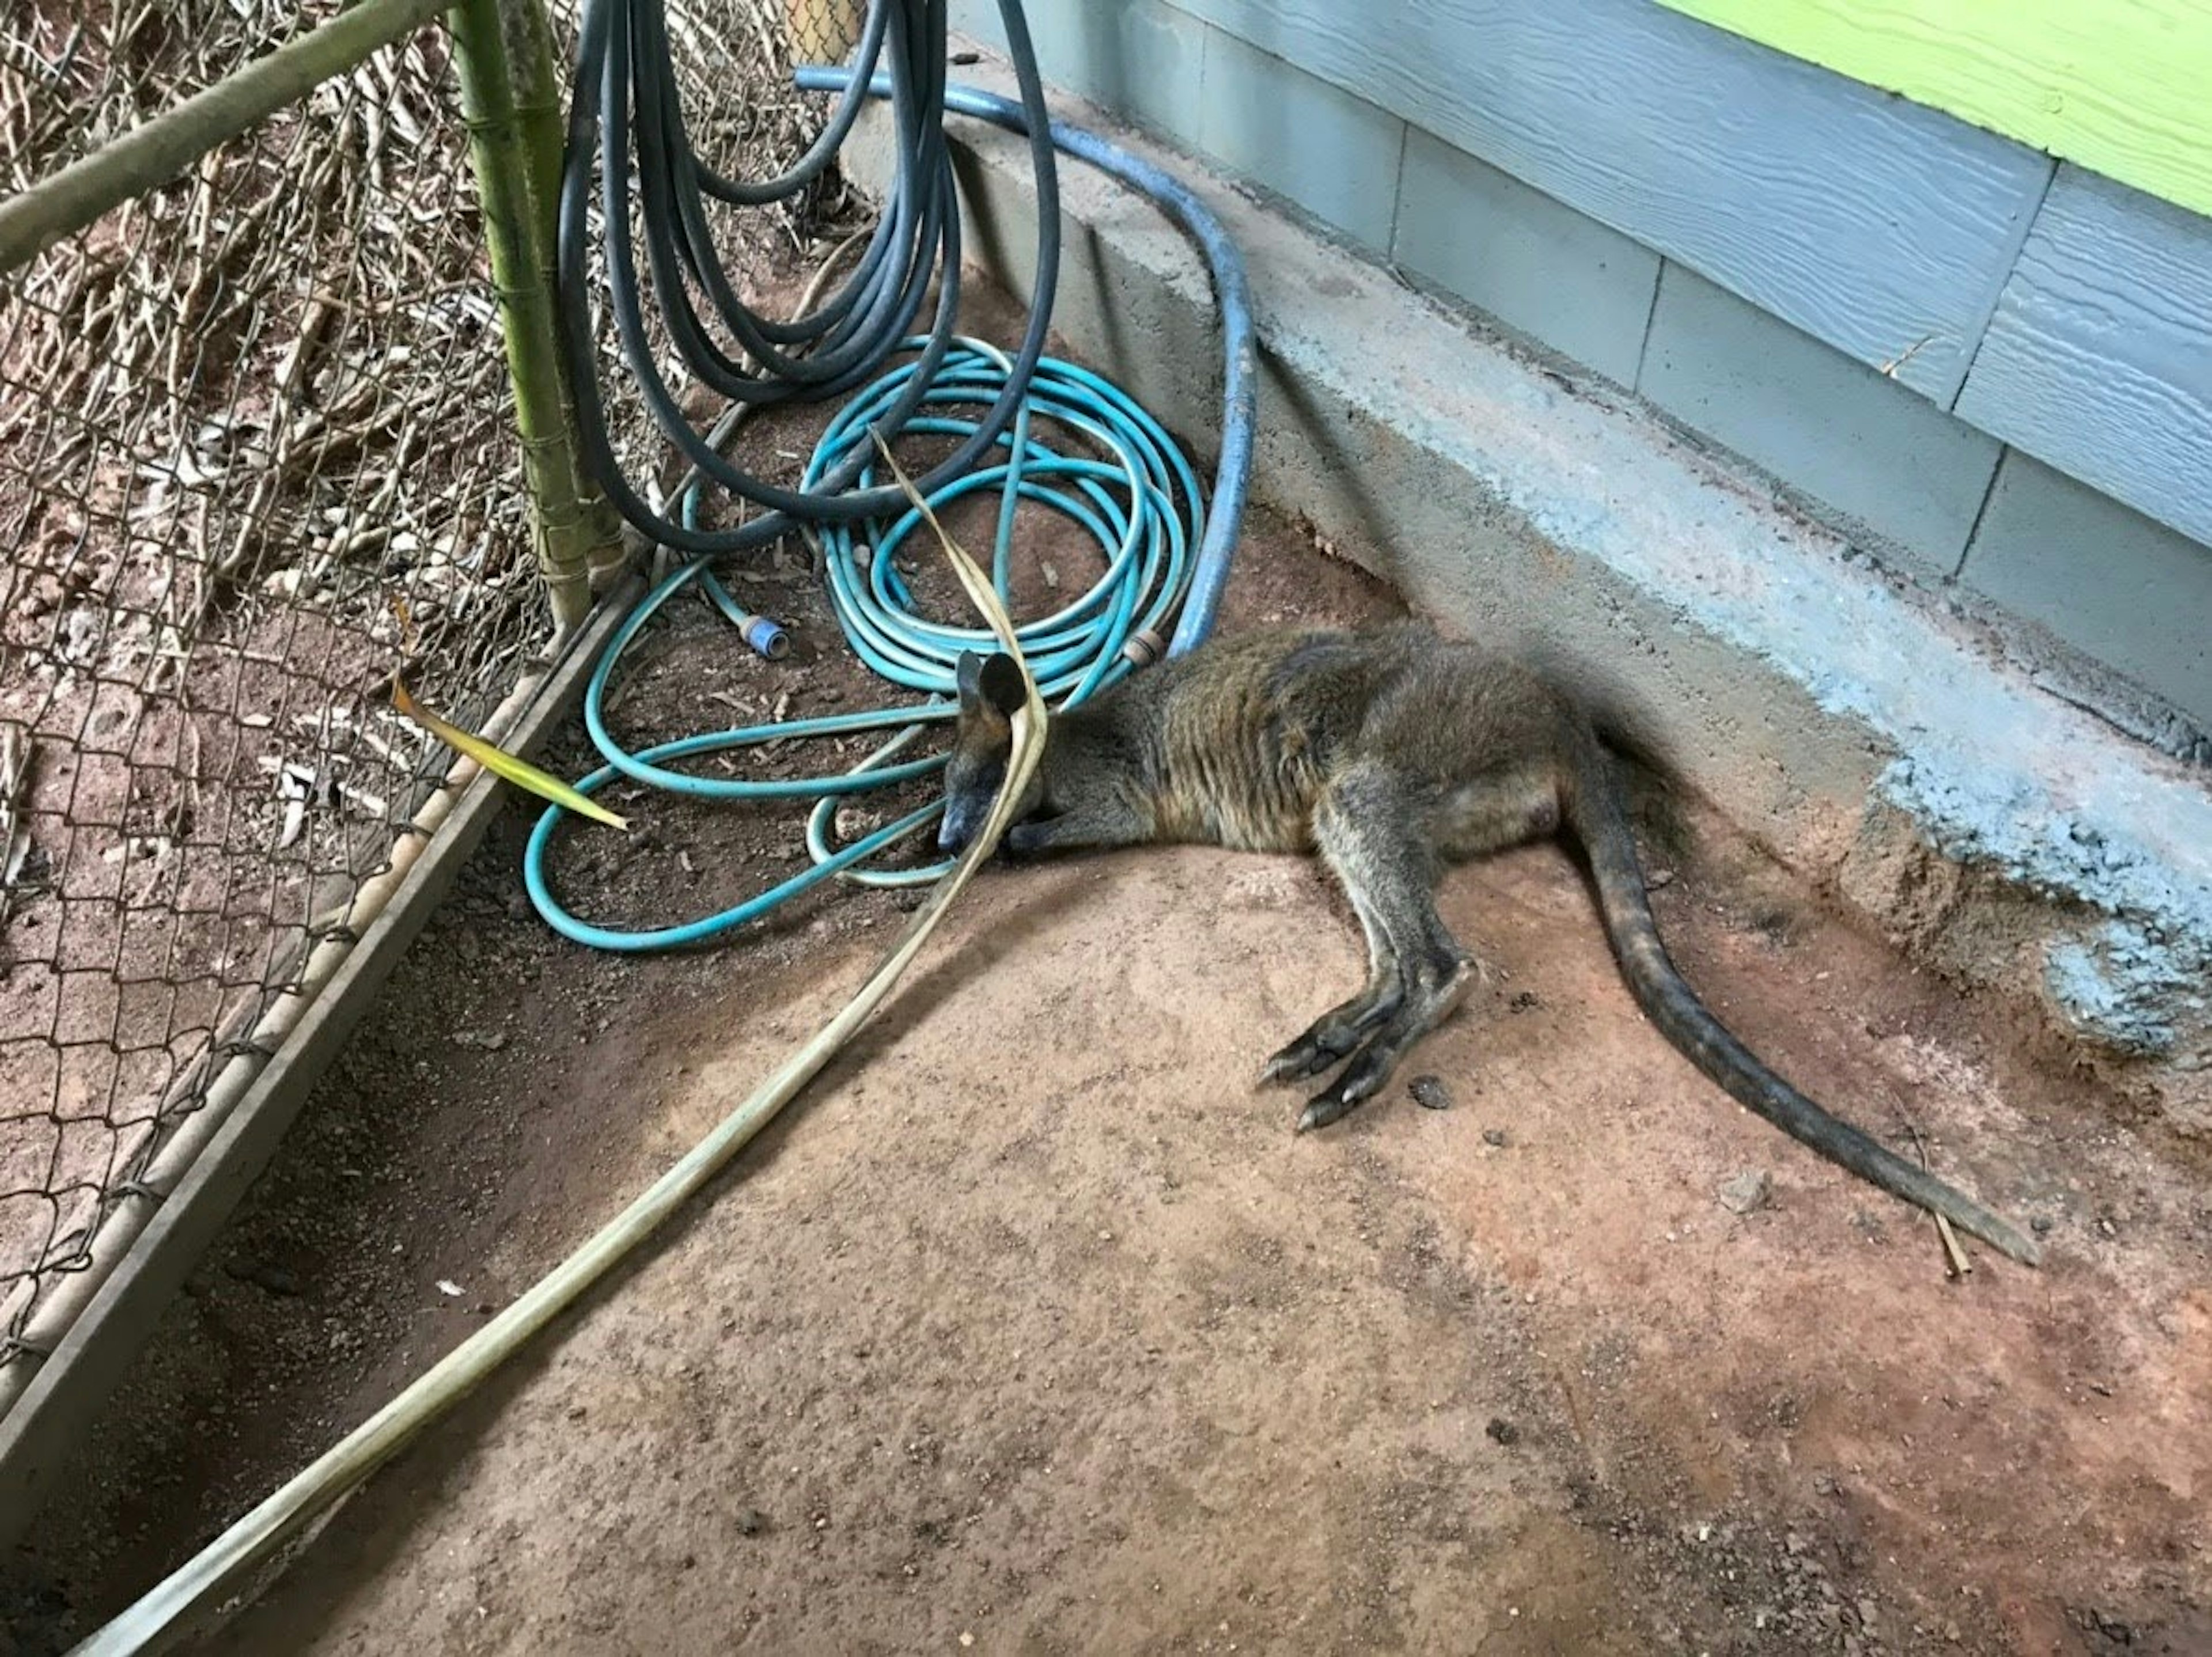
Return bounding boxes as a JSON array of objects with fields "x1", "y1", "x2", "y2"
[
  {"x1": 1121, "y1": 626, "x2": 1166, "y2": 669},
  {"x1": 738, "y1": 613, "x2": 790, "y2": 660}
]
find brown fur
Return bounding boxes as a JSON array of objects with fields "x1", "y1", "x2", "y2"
[{"x1": 941, "y1": 623, "x2": 2039, "y2": 1265}]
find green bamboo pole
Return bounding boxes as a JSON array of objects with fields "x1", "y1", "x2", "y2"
[
  {"x1": 447, "y1": 0, "x2": 598, "y2": 632},
  {"x1": 502, "y1": 0, "x2": 629, "y2": 593},
  {"x1": 0, "y1": 0, "x2": 452, "y2": 278}
]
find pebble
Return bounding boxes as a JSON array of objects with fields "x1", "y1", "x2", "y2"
[
  {"x1": 225, "y1": 1260, "x2": 301, "y2": 1297},
  {"x1": 1409, "y1": 1075, "x2": 1453, "y2": 1112},
  {"x1": 1482, "y1": 1128, "x2": 1509, "y2": 1148},
  {"x1": 1718, "y1": 1169, "x2": 1772, "y2": 1214}
]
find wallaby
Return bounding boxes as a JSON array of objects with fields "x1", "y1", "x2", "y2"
[{"x1": 938, "y1": 621, "x2": 2040, "y2": 1266}]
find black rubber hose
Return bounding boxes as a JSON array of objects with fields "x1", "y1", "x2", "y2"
[{"x1": 554, "y1": 0, "x2": 1065, "y2": 552}]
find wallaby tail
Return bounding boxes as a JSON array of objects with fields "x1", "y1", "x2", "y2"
[{"x1": 1559, "y1": 731, "x2": 2041, "y2": 1267}]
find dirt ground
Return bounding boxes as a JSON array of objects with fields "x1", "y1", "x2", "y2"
[{"x1": 5, "y1": 276, "x2": 2211, "y2": 1655}]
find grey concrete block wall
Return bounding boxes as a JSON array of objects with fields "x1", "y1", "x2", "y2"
[
  {"x1": 941, "y1": 0, "x2": 2212, "y2": 749},
  {"x1": 1637, "y1": 266, "x2": 2004, "y2": 576},
  {"x1": 1392, "y1": 130, "x2": 1658, "y2": 389},
  {"x1": 1193, "y1": 28, "x2": 1405, "y2": 253},
  {"x1": 948, "y1": 0, "x2": 1204, "y2": 147},
  {"x1": 1962, "y1": 454, "x2": 2212, "y2": 728},
  {"x1": 1955, "y1": 168, "x2": 2212, "y2": 553}
]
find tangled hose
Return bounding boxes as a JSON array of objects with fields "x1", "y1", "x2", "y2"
[
  {"x1": 525, "y1": 71, "x2": 1257, "y2": 951},
  {"x1": 524, "y1": 334, "x2": 1203, "y2": 949}
]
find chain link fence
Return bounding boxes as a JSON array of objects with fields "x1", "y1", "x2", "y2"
[{"x1": 0, "y1": 0, "x2": 858, "y2": 1443}]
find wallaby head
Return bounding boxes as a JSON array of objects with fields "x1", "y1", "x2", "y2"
[{"x1": 939, "y1": 650, "x2": 1038, "y2": 854}]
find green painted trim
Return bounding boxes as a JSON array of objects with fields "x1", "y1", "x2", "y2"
[{"x1": 1657, "y1": 0, "x2": 2212, "y2": 221}]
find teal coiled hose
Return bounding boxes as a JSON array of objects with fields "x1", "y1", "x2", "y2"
[{"x1": 522, "y1": 336, "x2": 1203, "y2": 950}]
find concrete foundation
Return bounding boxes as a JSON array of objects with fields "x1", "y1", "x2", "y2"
[{"x1": 848, "y1": 55, "x2": 2212, "y2": 1129}]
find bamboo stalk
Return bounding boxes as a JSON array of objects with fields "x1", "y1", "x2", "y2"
[
  {"x1": 446, "y1": 0, "x2": 598, "y2": 633},
  {"x1": 0, "y1": 0, "x2": 453, "y2": 278},
  {"x1": 502, "y1": 0, "x2": 628, "y2": 597}
]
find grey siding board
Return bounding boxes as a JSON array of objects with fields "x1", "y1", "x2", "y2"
[
  {"x1": 1162, "y1": 0, "x2": 2050, "y2": 404},
  {"x1": 1639, "y1": 265, "x2": 2003, "y2": 572},
  {"x1": 1961, "y1": 451, "x2": 2212, "y2": 727},
  {"x1": 1195, "y1": 29, "x2": 1406, "y2": 252},
  {"x1": 1955, "y1": 166, "x2": 2212, "y2": 552},
  {"x1": 953, "y1": 5, "x2": 1402, "y2": 249},
  {"x1": 949, "y1": 0, "x2": 1206, "y2": 149},
  {"x1": 1391, "y1": 129, "x2": 1660, "y2": 387}
]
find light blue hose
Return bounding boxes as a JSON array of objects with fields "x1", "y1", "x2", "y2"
[
  {"x1": 809, "y1": 69, "x2": 1259, "y2": 658},
  {"x1": 524, "y1": 86, "x2": 1257, "y2": 953}
]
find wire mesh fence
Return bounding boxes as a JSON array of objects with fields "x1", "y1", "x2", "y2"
[
  {"x1": 0, "y1": 0, "x2": 862, "y2": 1424},
  {"x1": 0, "y1": 0, "x2": 544, "y2": 1378}
]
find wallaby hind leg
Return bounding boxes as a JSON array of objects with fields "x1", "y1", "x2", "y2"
[
  {"x1": 1266, "y1": 767, "x2": 1476, "y2": 1132},
  {"x1": 1257, "y1": 881, "x2": 1404, "y2": 1084}
]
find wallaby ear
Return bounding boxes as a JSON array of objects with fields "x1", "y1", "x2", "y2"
[
  {"x1": 977, "y1": 652, "x2": 1027, "y2": 716},
  {"x1": 955, "y1": 650, "x2": 986, "y2": 712}
]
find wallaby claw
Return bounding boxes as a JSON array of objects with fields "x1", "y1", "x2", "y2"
[
  {"x1": 1296, "y1": 1035, "x2": 1407, "y2": 1131},
  {"x1": 1260, "y1": 1038, "x2": 1345, "y2": 1088},
  {"x1": 1297, "y1": 1087, "x2": 1359, "y2": 1133}
]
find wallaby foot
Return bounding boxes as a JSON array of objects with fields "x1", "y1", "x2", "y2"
[
  {"x1": 1257, "y1": 975, "x2": 1404, "y2": 1085},
  {"x1": 1281, "y1": 766, "x2": 1473, "y2": 1130},
  {"x1": 1293, "y1": 950, "x2": 1475, "y2": 1132}
]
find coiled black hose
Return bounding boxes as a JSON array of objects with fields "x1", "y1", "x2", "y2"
[{"x1": 554, "y1": 0, "x2": 1063, "y2": 551}]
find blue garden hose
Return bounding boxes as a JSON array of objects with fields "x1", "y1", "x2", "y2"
[{"x1": 525, "y1": 79, "x2": 1258, "y2": 953}]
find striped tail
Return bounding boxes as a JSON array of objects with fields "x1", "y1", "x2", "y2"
[{"x1": 1560, "y1": 734, "x2": 2040, "y2": 1267}]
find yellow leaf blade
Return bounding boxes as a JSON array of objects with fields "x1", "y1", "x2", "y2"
[
  {"x1": 870, "y1": 433, "x2": 1046, "y2": 725},
  {"x1": 393, "y1": 678, "x2": 629, "y2": 831}
]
